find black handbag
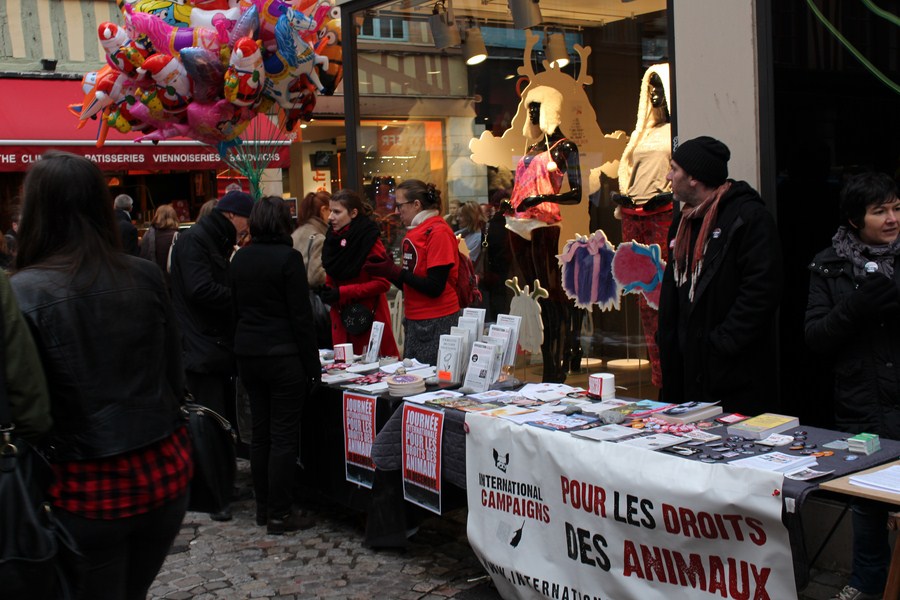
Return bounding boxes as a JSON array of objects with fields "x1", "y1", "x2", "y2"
[
  {"x1": 340, "y1": 301, "x2": 375, "y2": 336},
  {"x1": 0, "y1": 324, "x2": 83, "y2": 599},
  {"x1": 184, "y1": 401, "x2": 237, "y2": 514}
]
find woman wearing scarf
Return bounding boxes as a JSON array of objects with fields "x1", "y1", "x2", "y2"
[
  {"x1": 805, "y1": 172, "x2": 900, "y2": 600},
  {"x1": 321, "y1": 189, "x2": 399, "y2": 358}
]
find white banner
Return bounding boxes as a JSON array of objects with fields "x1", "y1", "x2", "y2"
[{"x1": 466, "y1": 414, "x2": 796, "y2": 600}]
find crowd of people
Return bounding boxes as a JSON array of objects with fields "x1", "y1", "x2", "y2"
[{"x1": 2, "y1": 139, "x2": 899, "y2": 600}]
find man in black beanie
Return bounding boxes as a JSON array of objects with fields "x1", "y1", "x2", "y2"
[
  {"x1": 657, "y1": 136, "x2": 783, "y2": 415},
  {"x1": 169, "y1": 190, "x2": 255, "y2": 521}
]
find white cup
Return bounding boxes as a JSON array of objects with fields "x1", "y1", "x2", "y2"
[
  {"x1": 334, "y1": 343, "x2": 354, "y2": 363},
  {"x1": 589, "y1": 373, "x2": 615, "y2": 400}
]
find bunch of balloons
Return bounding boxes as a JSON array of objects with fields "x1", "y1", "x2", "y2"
[{"x1": 69, "y1": 0, "x2": 343, "y2": 152}]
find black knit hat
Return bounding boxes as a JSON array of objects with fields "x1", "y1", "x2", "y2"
[
  {"x1": 672, "y1": 136, "x2": 731, "y2": 187},
  {"x1": 215, "y1": 190, "x2": 254, "y2": 217}
]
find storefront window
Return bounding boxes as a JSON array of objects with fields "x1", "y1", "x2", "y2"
[{"x1": 344, "y1": 0, "x2": 669, "y2": 391}]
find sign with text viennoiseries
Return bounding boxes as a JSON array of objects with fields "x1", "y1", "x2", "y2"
[
  {"x1": 465, "y1": 413, "x2": 796, "y2": 600},
  {"x1": 402, "y1": 404, "x2": 444, "y2": 515},
  {"x1": 342, "y1": 392, "x2": 377, "y2": 488}
]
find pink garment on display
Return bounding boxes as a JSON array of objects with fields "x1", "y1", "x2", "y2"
[{"x1": 509, "y1": 140, "x2": 566, "y2": 224}]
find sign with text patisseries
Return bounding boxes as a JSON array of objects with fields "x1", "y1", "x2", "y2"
[
  {"x1": 342, "y1": 392, "x2": 377, "y2": 489},
  {"x1": 402, "y1": 403, "x2": 444, "y2": 515},
  {"x1": 465, "y1": 413, "x2": 797, "y2": 600}
]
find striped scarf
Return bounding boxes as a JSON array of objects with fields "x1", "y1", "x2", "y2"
[{"x1": 672, "y1": 181, "x2": 731, "y2": 301}]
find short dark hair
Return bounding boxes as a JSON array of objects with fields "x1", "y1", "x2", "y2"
[
  {"x1": 331, "y1": 189, "x2": 372, "y2": 217},
  {"x1": 16, "y1": 150, "x2": 123, "y2": 273},
  {"x1": 249, "y1": 196, "x2": 293, "y2": 239},
  {"x1": 840, "y1": 172, "x2": 899, "y2": 228},
  {"x1": 298, "y1": 190, "x2": 332, "y2": 224},
  {"x1": 397, "y1": 179, "x2": 442, "y2": 212}
]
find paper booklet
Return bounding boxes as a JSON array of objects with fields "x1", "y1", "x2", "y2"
[
  {"x1": 571, "y1": 423, "x2": 640, "y2": 442},
  {"x1": 463, "y1": 341, "x2": 497, "y2": 393},
  {"x1": 450, "y1": 326, "x2": 473, "y2": 361},
  {"x1": 495, "y1": 314, "x2": 522, "y2": 367},
  {"x1": 457, "y1": 316, "x2": 481, "y2": 354},
  {"x1": 617, "y1": 433, "x2": 686, "y2": 450},
  {"x1": 728, "y1": 451, "x2": 816, "y2": 473},
  {"x1": 726, "y1": 413, "x2": 799, "y2": 440},
  {"x1": 364, "y1": 321, "x2": 385, "y2": 364},
  {"x1": 657, "y1": 401, "x2": 723, "y2": 424},
  {"x1": 481, "y1": 334, "x2": 507, "y2": 384},
  {"x1": 437, "y1": 334, "x2": 464, "y2": 383},
  {"x1": 462, "y1": 307, "x2": 486, "y2": 342}
]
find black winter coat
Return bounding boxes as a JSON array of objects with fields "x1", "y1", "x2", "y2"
[
  {"x1": 658, "y1": 181, "x2": 783, "y2": 414},
  {"x1": 805, "y1": 246, "x2": 900, "y2": 438},
  {"x1": 230, "y1": 237, "x2": 321, "y2": 378},
  {"x1": 169, "y1": 211, "x2": 237, "y2": 374},
  {"x1": 116, "y1": 209, "x2": 140, "y2": 256},
  {"x1": 11, "y1": 257, "x2": 184, "y2": 460}
]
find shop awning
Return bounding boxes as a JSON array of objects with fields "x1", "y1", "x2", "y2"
[{"x1": 0, "y1": 78, "x2": 290, "y2": 172}]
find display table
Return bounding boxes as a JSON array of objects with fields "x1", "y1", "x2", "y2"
[{"x1": 301, "y1": 383, "x2": 900, "y2": 592}]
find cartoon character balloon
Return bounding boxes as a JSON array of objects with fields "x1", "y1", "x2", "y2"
[{"x1": 72, "y1": 0, "x2": 339, "y2": 149}]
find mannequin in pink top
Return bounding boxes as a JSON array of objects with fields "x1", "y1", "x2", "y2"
[{"x1": 501, "y1": 85, "x2": 582, "y2": 383}]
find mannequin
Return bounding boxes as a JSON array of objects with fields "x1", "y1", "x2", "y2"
[
  {"x1": 614, "y1": 64, "x2": 672, "y2": 387},
  {"x1": 502, "y1": 85, "x2": 581, "y2": 382}
]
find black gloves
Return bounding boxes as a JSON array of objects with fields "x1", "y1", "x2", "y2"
[
  {"x1": 364, "y1": 255, "x2": 403, "y2": 282},
  {"x1": 318, "y1": 286, "x2": 340, "y2": 305},
  {"x1": 847, "y1": 275, "x2": 900, "y2": 320}
]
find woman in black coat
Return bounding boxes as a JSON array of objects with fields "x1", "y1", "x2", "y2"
[
  {"x1": 230, "y1": 197, "x2": 321, "y2": 535},
  {"x1": 805, "y1": 172, "x2": 900, "y2": 600}
]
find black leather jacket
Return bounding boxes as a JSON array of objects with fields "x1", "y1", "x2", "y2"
[
  {"x1": 169, "y1": 211, "x2": 237, "y2": 374},
  {"x1": 11, "y1": 256, "x2": 184, "y2": 461}
]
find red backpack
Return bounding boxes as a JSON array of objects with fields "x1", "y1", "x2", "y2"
[{"x1": 455, "y1": 247, "x2": 482, "y2": 309}]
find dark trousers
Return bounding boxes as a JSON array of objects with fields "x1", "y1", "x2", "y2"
[
  {"x1": 237, "y1": 355, "x2": 306, "y2": 519},
  {"x1": 185, "y1": 370, "x2": 229, "y2": 417},
  {"x1": 850, "y1": 497, "x2": 892, "y2": 594},
  {"x1": 55, "y1": 493, "x2": 188, "y2": 600}
]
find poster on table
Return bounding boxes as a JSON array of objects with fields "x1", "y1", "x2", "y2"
[
  {"x1": 466, "y1": 413, "x2": 797, "y2": 600},
  {"x1": 402, "y1": 404, "x2": 444, "y2": 515},
  {"x1": 342, "y1": 392, "x2": 377, "y2": 489}
]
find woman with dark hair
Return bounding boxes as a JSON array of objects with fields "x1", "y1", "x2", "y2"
[
  {"x1": 140, "y1": 203, "x2": 180, "y2": 286},
  {"x1": 291, "y1": 190, "x2": 331, "y2": 288},
  {"x1": 321, "y1": 189, "x2": 399, "y2": 358},
  {"x1": 364, "y1": 179, "x2": 459, "y2": 365},
  {"x1": 10, "y1": 150, "x2": 191, "y2": 600},
  {"x1": 454, "y1": 201, "x2": 486, "y2": 265},
  {"x1": 230, "y1": 196, "x2": 321, "y2": 534},
  {"x1": 806, "y1": 172, "x2": 900, "y2": 600}
]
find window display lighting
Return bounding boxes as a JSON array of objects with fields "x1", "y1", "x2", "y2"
[
  {"x1": 429, "y1": 0, "x2": 461, "y2": 49},
  {"x1": 508, "y1": 0, "x2": 543, "y2": 30},
  {"x1": 546, "y1": 32, "x2": 569, "y2": 68},
  {"x1": 463, "y1": 26, "x2": 487, "y2": 65}
]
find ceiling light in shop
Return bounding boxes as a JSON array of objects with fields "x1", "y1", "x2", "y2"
[
  {"x1": 546, "y1": 32, "x2": 569, "y2": 68},
  {"x1": 508, "y1": 0, "x2": 543, "y2": 30},
  {"x1": 429, "y1": 0, "x2": 461, "y2": 49},
  {"x1": 463, "y1": 26, "x2": 487, "y2": 65}
]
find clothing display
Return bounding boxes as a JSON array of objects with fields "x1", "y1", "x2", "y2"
[
  {"x1": 558, "y1": 230, "x2": 619, "y2": 311},
  {"x1": 615, "y1": 63, "x2": 672, "y2": 387}
]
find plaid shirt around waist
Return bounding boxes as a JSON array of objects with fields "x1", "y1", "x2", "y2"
[{"x1": 48, "y1": 426, "x2": 193, "y2": 520}]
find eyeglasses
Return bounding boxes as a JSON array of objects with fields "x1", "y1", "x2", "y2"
[{"x1": 395, "y1": 201, "x2": 413, "y2": 208}]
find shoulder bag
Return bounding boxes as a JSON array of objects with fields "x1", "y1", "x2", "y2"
[
  {"x1": 184, "y1": 400, "x2": 237, "y2": 514},
  {"x1": 0, "y1": 317, "x2": 84, "y2": 599},
  {"x1": 340, "y1": 299, "x2": 376, "y2": 336}
]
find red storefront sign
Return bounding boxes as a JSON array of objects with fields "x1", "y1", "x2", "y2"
[
  {"x1": 0, "y1": 143, "x2": 289, "y2": 172},
  {"x1": 0, "y1": 78, "x2": 291, "y2": 172}
]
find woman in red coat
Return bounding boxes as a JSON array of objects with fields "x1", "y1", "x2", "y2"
[{"x1": 321, "y1": 189, "x2": 399, "y2": 358}]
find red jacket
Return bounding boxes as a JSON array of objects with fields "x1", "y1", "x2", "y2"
[{"x1": 326, "y1": 238, "x2": 400, "y2": 358}]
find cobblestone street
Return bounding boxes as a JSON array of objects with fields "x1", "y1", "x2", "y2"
[{"x1": 147, "y1": 460, "x2": 854, "y2": 600}]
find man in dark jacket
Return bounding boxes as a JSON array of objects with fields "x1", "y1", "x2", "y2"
[
  {"x1": 169, "y1": 190, "x2": 253, "y2": 520},
  {"x1": 657, "y1": 136, "x2": 783, "y2": 415},
  {"x1": 114, "y1": 194, "x2": 140, "y2": 256}
]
